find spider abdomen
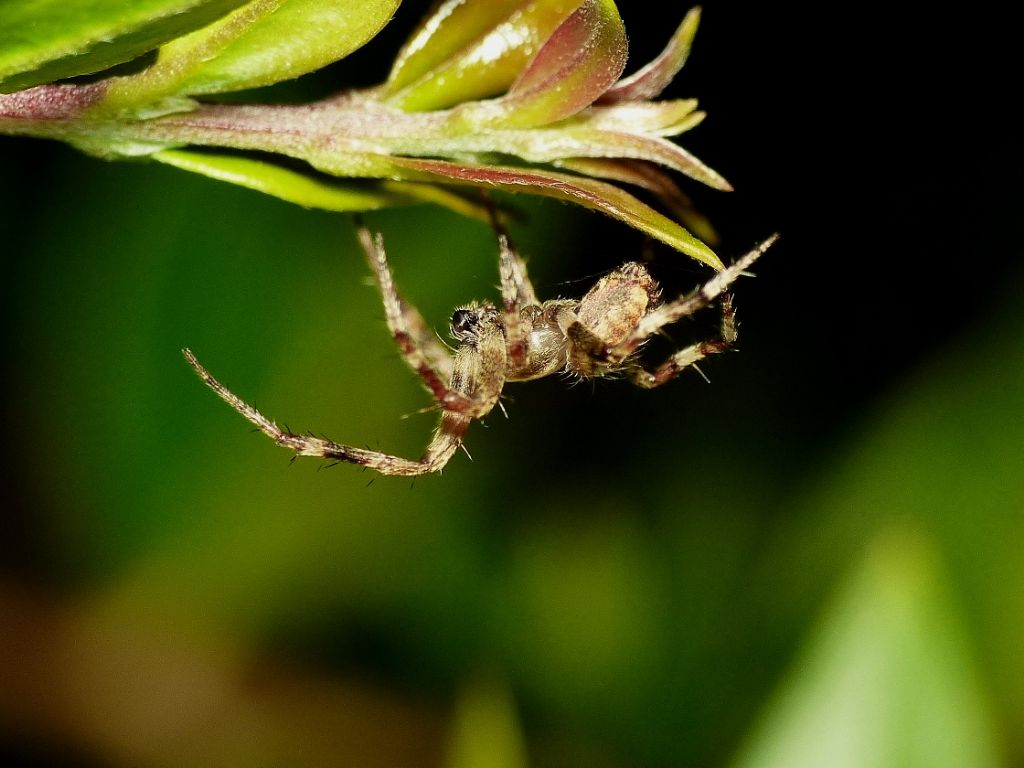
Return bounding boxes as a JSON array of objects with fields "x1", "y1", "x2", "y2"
[{"x1": 576, "y1": 262, "x2": 660, "y2": 346}]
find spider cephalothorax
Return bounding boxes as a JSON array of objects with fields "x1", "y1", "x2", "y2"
[{"x1": 184, "y1": 225, "x2": 776, "y2": 476}]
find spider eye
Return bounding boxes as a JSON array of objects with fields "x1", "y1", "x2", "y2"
[{"x1": 450, "y1": 308, "x2": 476, "y2": 338}]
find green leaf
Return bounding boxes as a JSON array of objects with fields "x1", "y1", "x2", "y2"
[
  {"x1": 758, "y1": 270, "x2": 1024, "y2": 738},
  {"x1": 104, "y1": 0, "x2": 400, "y2": 108},
  {"x1": 122, "y1": 95, "x2": 728, "y2": 189},
  {"x1": 152, "y1": 148, "x2": 494, "y2": 219},
  {"x1": 387, "y1": 156, "x2": 723, "y2": 268},
  {"x1": 0, "y1": 0, "x2": 249, "y2": 93},
  {"x1": 382, "y1": 0, "x2": 585, "y2": 112},
  {"x1": 572, "y1": 99, "x2": 704, "y2": 137},
  {"x1": 600, "y1": 5, "x2": 700, "y2": 103},
  {"x1": 448, "y1": 0, "x2": 627, "y2": 130},
  {"x1": 153, "y1": 148, "x2": 417, "y2": 210},
  {"x1": 554, "y1": 157, "x2": 720, "y2": 245},
  {"x1": 732, "y1": 531, "x2": 1003, "y2": 768},
  {"x1": 426, "y1": 121, "x2": 731, "y2": 190},
  {"x1": 2, "y1": 85, "x2": 724, "y2": 261},
  {"x1": 443, "y1": 674, "x2": 528, "y2": 768}
]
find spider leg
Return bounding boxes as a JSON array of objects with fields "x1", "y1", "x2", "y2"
[
  {"x1": 486, "y1": 200, "x2": 539, "y2": 309},
  {"x1": 564, "y1": 319, "x2": 610, "y2": 377},
  {"x1": 496, "y1": 233, "x2": 539, "y2": 309},
  {"x1": 486, "y1": 203, "x2": 540, "y2": 370},
  {"x1": 610, "y1": 234, "x2": 777, "y2": 361},
  {"x1": 629, "y1": 294, "x2": 739, "y2": 389},
  {"x1": 183, "y1": 349, "x2": 470, "y2": 476},
  {"x1": 496, "y1": 233, "x2": 537, "y2": 367},
  {"x1": 356, "y1": 224, "x2": 479, "y2": 412},
  {"x1": 482, "y1": 199, "x2": 539, "y2": 368}
]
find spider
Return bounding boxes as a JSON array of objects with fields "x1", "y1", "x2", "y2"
[{"x1": 183, "y1": 224, "x2": 777, "y2": 476}]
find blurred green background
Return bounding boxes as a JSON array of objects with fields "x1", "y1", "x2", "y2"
[{"x1": 1, "y1": 2, "x2": 1021, "y2": 767}]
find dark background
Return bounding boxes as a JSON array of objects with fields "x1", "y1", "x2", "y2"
[{"x1": 1, "y1": 3, "x2": 1020, "y2": 767}]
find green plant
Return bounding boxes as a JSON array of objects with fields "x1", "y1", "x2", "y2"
[{"x1": 0, "y1": 0, "x2": 728, "y2": 267}]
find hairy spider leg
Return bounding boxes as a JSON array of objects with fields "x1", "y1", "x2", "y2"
[
  {"x1": 623, "y1": 235, "x2": 777, "y2": 387},
  {"x1": 495, "y1": 235, "x2": 539, "y2": 308},
  {"x1": 357, "y1": 226, "x2": 453, "y2": 378},
  {"x1": 484, "y1": 199, "x2": 539, "y2": 309},
  {"x1": 183, "y1": 225, "x2": 511, "y2": 476},
  {"x1": 356, "y1": 224, "x2": 486, "y2": 414},
  {"x1": 496, "y1": 233, "x2": 540, "y2": 367},
  {"x1": 564, "y1": 321, "x2": 611, "y2": 377},
  {"x1": 559, "y1": 235, "x2": 776, "y2": 381},
  {"x1": 183, "y1": 348, "x2": 473, "y2": 476},
  {"x1": 484, "y1": 200, "x2": 539, "y2": 368},
  {"x1": 611, "y1": 234, "x2": 778, "y2": 361},
  {"x1": 629, "y1": 293, "x2": 739, "y2": 388}
]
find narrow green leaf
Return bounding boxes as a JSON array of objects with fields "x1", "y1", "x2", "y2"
[
  {"x1": 449, "y1": 0, "x2": 627, "y2": 130},
  {"x1": 382, "y1": 0, "x2": 584, "y2": 112},
  {"x1": 152, "y1": 148, "x2": 413, "y2": 210},
  {"x1": 443, "y1": 675, "x2": 528, "y2": 768},
  {"x1": 152, "y1": 148, "x2": 494, "y2": 219},
  {"x1": 105, "y1": 0, "x2": 400, "y2": 108},
  {"x1": 0, "y1": 0, "x2": 248, "y2": 93},
  {"x1": 424, "y1": 122, "x2": 731, "y2": 190},
  {"x1": 554, "y1": 157, "x2": 720, "y2": 245},
  {"x1": 572, "y1": 99, "x2": 703, "y2": 137},
  {"x1": 550, "y1": 127, "x2": 731, "y2": 190},
  {"x1": 600, "y1": 5, "x2": 701, "y2": 103},
  {"x1": 387, "y1": 156, "x2": 723, "y2": 268},
  {"x1": 732, "y1": 532, "x2": 1003, "y2": 768}
]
